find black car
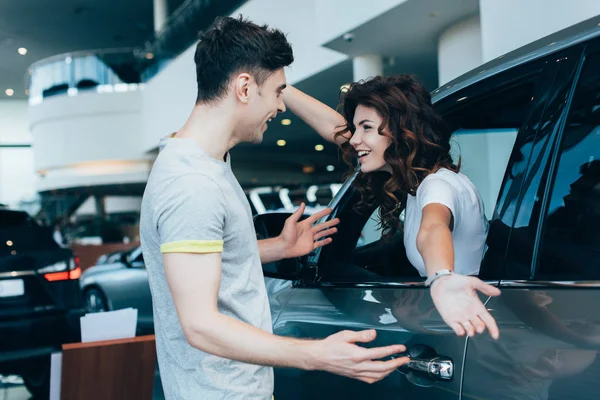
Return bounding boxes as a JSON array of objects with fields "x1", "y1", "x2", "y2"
[
  {"x1": 0, "y1": 210, "x2": 84, "y2": 398},
  {"x1": 255, "y1": 15, "x2": 600, "y2": 399}
]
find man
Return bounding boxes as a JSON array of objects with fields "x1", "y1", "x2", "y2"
[{"x1": 140, "y1": 16, "x2": 409, "y2": 400}]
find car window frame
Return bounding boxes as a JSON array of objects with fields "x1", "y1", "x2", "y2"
[
  {"x1": 530, "y1": 42, "x2": 600, "y2": 282},
  {"x1": 304, "y1": 57, "x2": 560, "y2": 288}
]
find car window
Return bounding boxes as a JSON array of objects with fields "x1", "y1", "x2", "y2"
[
  {"x1": 535, "y1": 53, "x2": 600, "y2": 280},
  {"x1": 443, "y1": 81, "x2": 537, "y2": 220},
  {"x1": 328, "y1": 77, "x2": 540, "y2": 282},
  {"x1": 357, "y1": 207, "x2": 404, "y2": 247}
]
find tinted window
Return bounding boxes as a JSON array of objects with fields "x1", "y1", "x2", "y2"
[{"x1": 536, "y1": 54, "x2": 600, "y2": 280}]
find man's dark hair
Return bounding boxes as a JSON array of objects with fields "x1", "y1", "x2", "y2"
[{"x1": 194, "y1": 16, "x2": 294, "y2": 104}]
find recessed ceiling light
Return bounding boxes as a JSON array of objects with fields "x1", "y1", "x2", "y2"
[
  {"x1": 457, "y1": 97, "x2": 468, "y2": 102},
  {"x1": 17, "y1": 47, "x2": 27, "y2": 55},
  {"x1": 277, "y1": 139, "x2": 286, "y2": 146},
  {"x1": 302, "y1": 166, "x2": 315, "y2": 174},
  {"x1": 315, "y1": 144, "x2": 324, "y2": 151},
  {"x1": 326, "y1": 165, "x2": 335, "y2": 172},
  {"x1": 145, "y1": 52, "x2": 154, "y2": 60},
  {"x1": 5, "y1": 89, "x2": 14, "y2": 97},
  {"x1": 281, "y1": 118, "x2": 291, "y2": 126}
]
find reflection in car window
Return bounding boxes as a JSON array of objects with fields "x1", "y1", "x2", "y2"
[{"x1": 537, "y1": 54, "x2": 600, "y2": 280}]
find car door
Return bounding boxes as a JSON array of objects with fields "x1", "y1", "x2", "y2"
[
  {"x1": 123, "y1": 247, "x2": 154, "y2": 332},
  {"x1": 271, "y1": 49, "x2": 558, "y2": 400},
  {"x1": 462, "y1": 42, "x2": 600, "y2": 399}
]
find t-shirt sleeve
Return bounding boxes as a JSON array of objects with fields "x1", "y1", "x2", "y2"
[
  {"x1": 417, "y1": 176, "x2": 461, "y2": 226},
  {"x1": 156, "y1": 173, "x2": 227, "y2": 254}
]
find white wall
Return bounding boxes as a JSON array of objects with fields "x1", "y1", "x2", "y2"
[
  {"x1": 141, "y1": 46, "x2": 197, "y2": 151},
  {"x1": 29, "y1": 90, "x2": 151, "y2": 191},
  {"x1": 480, "y1": 0, "x2": 600, "y2": 62},
  {"x1": 0, "y1": 100, "x2": 36, "y2": 207},
  {"x1": 315, "y1": 0, "x2": 406, "y2": 45},
  {"x1": 438, "y1": 15, "x2": 483, "y2": 85},
  {"x1": 233, "y1": 0, "x2": 348, "y2": 84}
]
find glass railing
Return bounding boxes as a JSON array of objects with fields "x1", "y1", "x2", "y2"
[{"x1": 26, "y1": 48, "x2": 162, "y2": 105}]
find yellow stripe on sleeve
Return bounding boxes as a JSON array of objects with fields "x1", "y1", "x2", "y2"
[{"x1": 160, "y1": 240, "x2": 223, "y2": 254}]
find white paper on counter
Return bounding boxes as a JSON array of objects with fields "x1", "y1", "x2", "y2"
[{"x1": 80, "y1": 308, "x2": 138, "y2": 343}]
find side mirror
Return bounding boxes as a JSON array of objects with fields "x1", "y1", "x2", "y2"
[{"x1": 254, "y1": 212, "x2": 308, "y2": 280}]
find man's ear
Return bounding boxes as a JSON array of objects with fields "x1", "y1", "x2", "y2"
[{"x1": 234, "y1": 72, "x2": 252, "y2": 104}]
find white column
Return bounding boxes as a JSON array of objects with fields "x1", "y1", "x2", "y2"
[
  {"x1": 437, "y1": 15, "x2": 483, "y2": 86},
  {"x1": 153, "y1": 0, "x2": 168, "y2": 34},
  {"x1": 480, "y1": 0, "x2": 600, "y2": 62},
  {"x1": 353, "y1": 55, "x2": 383, "y2": 81}
]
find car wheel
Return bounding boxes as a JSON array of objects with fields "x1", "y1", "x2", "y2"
[
  {"x1": 22, "y1": 356, "x2": 50, "y2": 399},
  {"x1": 85, "y1": 287, "x2": 109, "y2": 313}
]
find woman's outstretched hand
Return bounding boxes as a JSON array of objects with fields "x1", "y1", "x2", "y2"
[{"x1": 430, "y1": 274, "x2": 501, "y2": 339}]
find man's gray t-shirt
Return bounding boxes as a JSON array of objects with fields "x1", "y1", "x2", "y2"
[{"x1": 140, "y1": 137, "x2": 273, "y2": 400}]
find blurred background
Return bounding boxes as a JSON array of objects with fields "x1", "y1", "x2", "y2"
[
  {"x1": 1, "y1": 0, "x2": 600, "y2": 398},
  {"x1": 1, "y1": 0, "x2": 599, "y2": 260}
]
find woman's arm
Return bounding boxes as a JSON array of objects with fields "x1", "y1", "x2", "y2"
[
  {"x1": 282, "y1": 85, "x2": 349, "y2": 145},
  {"x1": 417, "y1": 203, "x2": 501, "y2": 339}
]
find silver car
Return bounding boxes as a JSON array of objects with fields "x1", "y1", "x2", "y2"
[{"x1": 79, "y1": 247, "x2": 154, "y2": 334}]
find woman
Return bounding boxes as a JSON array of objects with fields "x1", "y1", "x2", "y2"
[{"x1": 283, "y1": 75, "x2": 501, "y2": 339}]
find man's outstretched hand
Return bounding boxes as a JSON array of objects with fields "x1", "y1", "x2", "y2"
[{"x1": 278, "y1": 203, "x2": 340, "y2": 259}]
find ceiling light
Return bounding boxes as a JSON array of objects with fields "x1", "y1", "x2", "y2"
[
  {"x1": 315, "y1": 144, "x2": 324, "y2": 151},
  {"x1": 326, "y1": 165, "x2": 335, "y2": 172},
  {"x1": 65, "y1": 56, "x2": 72, "y2": 64},
  {"x1": 281, "y1": 119, "x2": 291, "y2": 126},
  {"x1": 457, "y1": 97, "x2": 467, "y2": 102},
  {"x1": 5, "y1": 89, "x2": 14, "y2": 97},
  {"x1": 6, "y1": 240, "x2": 13, "y2": 246},
  {"x1": 145, "y1": 52, "x2": 154, "y2": 60},
  {"x1": 17, "y1": 47, "x2": 27, "y2": 55},
  {"x1": 277, "y1": 139, "x2": 286, "y2": 147},
  {"x1": 303, "y1": 166, "x2": 315, "y2": 174}
]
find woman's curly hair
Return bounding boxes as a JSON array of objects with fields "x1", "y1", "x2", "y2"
[{"x1": 334, "y1": 75, "x2": 459, "y2": 239}]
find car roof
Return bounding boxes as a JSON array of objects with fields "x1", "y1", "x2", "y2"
[{"x1": 432, "y1": 14, "x2": 600, "y2": 104}]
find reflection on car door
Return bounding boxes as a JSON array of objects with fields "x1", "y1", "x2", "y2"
[
  {"x1": 273, "y1": 282, "x2": 467, "y2": 399},
  {"x1": 271, "y1": 184, "x2": 467, "y2": 400},
  {"x1": 462, "y1": 44, "x2": 600, "y2": 400}
]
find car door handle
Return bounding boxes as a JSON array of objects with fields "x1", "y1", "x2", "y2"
[
  {"x1": 395, "y1": 344, "x2": 454, "y2": 384},
  {"x1": 405, "y1": 356, "x2": 453, "y2": 381}
]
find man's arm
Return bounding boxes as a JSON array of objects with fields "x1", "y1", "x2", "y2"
[
  {"x1": 164, "y1": 251, "x2": 409, "y2": 383},
  {"x1": 258, "y1": 237, "x2": 288, "y2": 265}
]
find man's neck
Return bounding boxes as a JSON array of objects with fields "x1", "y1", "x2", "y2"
[{"x1": 175, "y1": 102, "x2": 241, "y2": 161}]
